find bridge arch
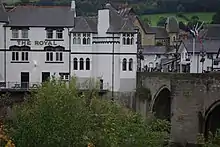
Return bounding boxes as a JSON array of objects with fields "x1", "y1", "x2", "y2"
[
  {"x1": 204, "y1": 100, "x2": 220, "y2": 138},
  {"x1": 152, "y1": 85, "x2": 171, "y2": 121}
]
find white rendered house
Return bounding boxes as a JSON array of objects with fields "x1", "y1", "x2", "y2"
[{"x1": 0, "y1": 2, "x2": 137, "y2": 92}]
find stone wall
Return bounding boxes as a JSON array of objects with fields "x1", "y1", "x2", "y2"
[{"x1": 136, "y1": 72, "x2": 220, "y2": 145}]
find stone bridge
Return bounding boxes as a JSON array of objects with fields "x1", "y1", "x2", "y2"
[{"x1": 136, "y1": 72, "x2": 220, "y2": 145}]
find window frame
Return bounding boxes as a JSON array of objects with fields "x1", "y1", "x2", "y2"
[
  {"x1": 73, "y1": 33, "x2": 81, "y2": 44},
  {"x1": 12, "y1": 52, "x2": 19, "y2": 61},
  {"x1": 82, "y1": 33, "x2": 91, "y2": 45},
  {"x1": 128, "y1": 58, "x2": 133, "y2": 71},
  {"x1": 46, "y1": 52, "x2": 53, "y2": 61},
  {"x1": 55, "y1": 52, "x2": 63, "y2": 61},
  {"x1": 85, "y1": 58, "x2": 90, "y2": 70},
  {"x1": 122, "y1": 33, "x2": 134, "y2": 45},
  {"x1": 79, "y1": 58, "x2": 84, "y2": 70},
  {"x1": 56, "y1": 30, "x2": 63, "y2": 39},
  {"x1": 21, "y1": 52, "x2": 29, "y2": 61},
  {"x1": 46, "y1": 29, "x2": 53, "y2": 39},
  {"x1": 21, "y1": 29, "x2": 29, "y2": 39},
  {"x1": 122, "y1": 58, "x2": 127, "y2": 71},
  {"x1": 73, "y1": 58, "x2": 78, "y2": 70},
  {"x1": 12, "y1": 29, "x2": 19, "y2": 39}
]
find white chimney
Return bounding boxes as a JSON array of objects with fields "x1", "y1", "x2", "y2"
[
  {"x1": 71, "y1": 0, "x2": 76, "y2": 17},
  {"x1": 98, "y1": 9, "x2": 110, "y2": 36}
]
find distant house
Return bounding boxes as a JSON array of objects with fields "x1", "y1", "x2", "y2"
[
  {"x1": 172, "y1": 24, "x2": 220, "y2": 73},
  {"x1": 118, "y1": 6, "x2": 180, "y2": 72}
]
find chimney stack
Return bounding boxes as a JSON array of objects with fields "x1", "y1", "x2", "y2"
[{"x1": 71, "y1": 0, "x2": 76, "y2": 17}]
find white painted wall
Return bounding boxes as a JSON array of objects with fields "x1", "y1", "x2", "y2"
[{"x1": 0, "y1": 8, "x2": 137, "y2": 92}]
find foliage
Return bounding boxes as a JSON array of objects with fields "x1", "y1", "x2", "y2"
[
  {"x1": 136, "y1": 86, "x2": 152, "y2": 102},
  {"x1": 142, "y1": 12, "x2": 214, "y2": 26},
  {"x1": 157, "y1": 17, "x2": 167, "y2": 26},
  {"x1": 212, "y1": 9, "x2": 220, "y2": 24},
  {"x1": 4, "y1": 78, "x2": 169, "y2": 147},
  {"x1": 197, "y1": 129, "x2": 220, "y2": 147},
  {"x1": 0, "y1": 123, "x2": 15, "y2": 147}
]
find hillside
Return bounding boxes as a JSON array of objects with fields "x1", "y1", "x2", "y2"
[
  {"x1": 142, "y1": 12, "x2": 215, "y2": 26},
  {"x1": 2, "y1": 0, "x2": 219, "y2": 16}
]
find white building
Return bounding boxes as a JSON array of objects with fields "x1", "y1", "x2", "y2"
[{"x1": 0, "y1": 2, "x2": 137, "y2": 92}]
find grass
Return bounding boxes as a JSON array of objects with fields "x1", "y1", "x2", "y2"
[{"x1": 141, "y1": 12, "x2": 215, "y2": 26}]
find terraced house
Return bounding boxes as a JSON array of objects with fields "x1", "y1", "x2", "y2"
[{"x1": 0, "y1": 1, "x2": 138, "y2": 92}]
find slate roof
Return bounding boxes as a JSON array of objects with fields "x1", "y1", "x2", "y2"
[
  {"x1": 183, "y1": 39, "x2": 220, "y2": 53},
  {"x1": 149, "y1": 27, "x2": 168, "y2": 39},
  {"x1": 105, "y1": 3, "x2": 136, "y2": 33},
  {"x1": 202, "y1": 24, "x2": 220, "y2": 39},
  {"x1": 166, "y1": 16, "x2": 179, "y2": 33},
  {"x1": 0, "y1": 2, "x2": 8, "y2": 22},
  {"x1": 118, "y1": 7, "x2": 133, "y2": 17},
  {"x1": 7, "y1": 6, "x2": 74, "y2": 27},
  {"x1": 142, "y1": 45, "x2": 167, "y2": 54},
  {"x1": 71, "y1": 16, "x2": 97, "y2": 33}
]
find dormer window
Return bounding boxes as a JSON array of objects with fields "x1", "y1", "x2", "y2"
[
  {"x1": 122, "y1": 33, "x2": 134, "y2": 45},
  {"x1": 12, "y1": 29, "x2": 19, "y2": 38},
  {"x1": 46, "y1": 29, "x2": 53, "y2": 39},
  {"x1": 82, "y1": 33, "x2": 91, "y2": 45},
  {"x1": 56, "y1": 30, "x2": 63, "y2": 39},
  {"x1": 21, "y1": 29, "x2": 28, "y2": 38}
]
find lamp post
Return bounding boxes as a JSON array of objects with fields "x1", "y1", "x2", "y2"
[
  {"x1": 200, "y1": 50, "x2": 206, "y2": 73},
  {"x1": 173, "y1": 40, "x2": 182, "y2": 73},
  {"x1": 136, "y1": 29, "x2": 144, "y2": 72}
]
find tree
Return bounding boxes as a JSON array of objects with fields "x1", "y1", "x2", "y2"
[
  {"x1": 212, "y1": 9, "x2": 220, "y2": 24},
  {"x1": 4, "y1": 78, "x2": 170, "y2": 147},
  {"x1": 143, "y1": 17, "x2": 152, "y2": 26},
  {"x1": 157, "y1": 17, "x2": 167, "y2": 26}
]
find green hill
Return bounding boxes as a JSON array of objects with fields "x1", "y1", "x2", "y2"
[{"x1": 141, "y1": 12, "x2": 215, "y2": 26}]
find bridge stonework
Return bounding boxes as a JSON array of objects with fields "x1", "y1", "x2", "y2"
[{"x1": 136, "y1": 72, "x2": 220, "y2": 145}]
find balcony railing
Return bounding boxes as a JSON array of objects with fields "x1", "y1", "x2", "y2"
[{"x1": 0, "y1": 81, "x2": 110, "y2": 91}]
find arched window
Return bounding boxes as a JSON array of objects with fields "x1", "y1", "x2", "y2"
[
  {"x1": 128, "y1": 58, "x2": 133, "y2": 71},
  {"x1": 86, "y1": 58, "x2": 90, "y2": 70},
  {"x1": 122, "y1": 58, "x2": 127, "y2": 71},
  {"x1": 79, "y1": 58, "x2": 84, "y2": 70},
  {"x1": 73, "y1": 58, "x2": 78, "y2": 70}
]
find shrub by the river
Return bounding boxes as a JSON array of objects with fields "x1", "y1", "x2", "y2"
[{"x1": 4, "y1": 78, "x2": 170, "y2": 147}]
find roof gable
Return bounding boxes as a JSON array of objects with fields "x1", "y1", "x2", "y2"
[
  {"x1": 7, "y1": 6, "x2": 74, "y2": 27},
  {"x1": 0, "y1": 2, "x2": 8, "y2": 22},
  {"x1": 71, "y1": 16, "x2": 97, "y2": 33},
  {"x1": 105, "y1": 3, "x2": 136, "y2": 33}
]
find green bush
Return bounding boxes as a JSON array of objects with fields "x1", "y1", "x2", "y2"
[
  {"x1": 5, "y1": 78, "x2": 170, "y2": 147},
  {"x1": 198, "y1": 129, "x2": 220, "y2": 147}
]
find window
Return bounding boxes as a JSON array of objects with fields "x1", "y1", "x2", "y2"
[
  {"x1": 12, "y1": 52, "x2": 19, "y2": 61},
  {"x1": 46, "y1": 30, "x2": 53, "y2": 39},
  {"x1": 73, "y1": 33, "x2": 81, "y2": 44},
  {"x1": 73, "y1": 58, "x2": 78, "y2": 70},
  {"x1": 128, "y1": 58, "x2": 133, "y2": 71},
  {"x1": 207, "y1": 54, "x2": 213, "y2": 59},
  {"x1": 21, "y1": 52, "x2": 28, "y2": 61},
  {"x1": 82, "y1": 33, "x2": 91, "y2": 45},
  {"x1": 46, "y1": 52, "x2": 53, "y2": 61},
  {"x1": 79, "y1": 58, "x2": 84, "y2": 70},
  {"x1": 56, "y1": 30, "x2": 63, "y2": 39},
  {"x1": 12, "y1": 29, "x2": 19, "y2": 38},
  {"x1": 86, "y1": 58, "x2": 90, "y2": 70},
  {"x1": 59, "y1": 73, "x2": 69, "y2": 81},
  {"x1": 21, "y1": 29, "x2": 28, "y2": 38},
  {"x1": 56, "y1": 52, "x2": 63, "y2": 61},
  {"x1": 122, "y1": 58, "x2": 127, "y2": 71},
  {"x1": 122, "y1": 33, "x2": 134, "y2": 45}
]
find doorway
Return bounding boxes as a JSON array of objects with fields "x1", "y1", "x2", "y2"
[
  {"x1": 42, "y1": 72, "x2": 50, "y2": 83},
  {"x1": 21, "y1": 72, "x2": 29, "y2": 89}
]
